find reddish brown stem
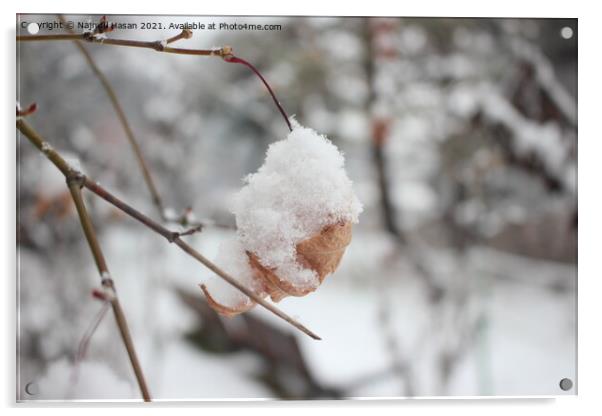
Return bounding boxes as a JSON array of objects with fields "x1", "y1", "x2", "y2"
[{"x1": 225, "y1": 56, "x2": 292, "y2": 132}]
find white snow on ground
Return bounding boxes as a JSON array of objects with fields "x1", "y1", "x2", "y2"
[
  {"x1": 107, "y1": 224, "x2": 576, "y2": 398},
  {"x1": 247, "y1": 236, "x2": 576, "y2": 397},
  {"x1": 20, "y1": 214, "x2": 575, "y2": 399},
  {"x1": 37, "y1": 359, "x2": 135, "y2": 400},
  {"x1": 150, "y1": 340, "x2": 272, "y2": 399}
]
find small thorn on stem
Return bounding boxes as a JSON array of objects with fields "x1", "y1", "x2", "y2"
[{"x1": 177, "y1": 223, "x2": 204, "y2": 237}]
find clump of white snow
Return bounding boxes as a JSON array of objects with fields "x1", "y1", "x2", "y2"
[
  {"x1": 203, "y1": 120, "x2": 362, "y2": 309},
  {"x1": 235, "y1": 120, "x2": 362, "y2": 284},
  {"x1": 203, "y1": 238, "x2": 267, "y2": 308}
]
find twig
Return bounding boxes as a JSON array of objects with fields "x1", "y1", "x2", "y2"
[
  {"x1": 66, "y1": 176, "x2": 152, "y2": 401},
  {"x1": 56, "y1": 15, "x2": 165, "y2": 220},
  {"x1": 16, "y1": 32, "x2": 233, "y2": 57},
  {"x1": 174, "y1": 224, "x2": 204, "y2": 238},
  {"x1": 224, "y1": 56, "x2": 292, "y2": 132},
  {"x1": 85, "y1": 178, "x2": 321, "y2": 340},
  {"x1": 76, "y1": 299, "x2": 111, "y2": 363},
  {"x1": 50, "y1": 16, "x2": 288, "y2": 218},
  {"x1": 71, "y1": 300, "x2": 111, "y2": 388},
  {"x1": 16, "y1": 118, "x2": 321, "y2": 341},
  {"x1": 165, "y1": 29, "x2": 193, "y2": 44},
  {"x1": 18, "y1": 20, "x2": 291, "y2": 133},
  {"x1": 18, "y1": 113, "x2": 152, "y2": 399}
]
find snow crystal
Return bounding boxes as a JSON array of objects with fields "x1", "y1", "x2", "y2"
[
  {"x1": 230, "y1": 120, "x2": 363, "y2": 289},
  {"x1": 37, "y1": 358, "x2": 134, "y2": 400}
]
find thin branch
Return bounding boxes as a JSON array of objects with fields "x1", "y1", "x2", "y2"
[
  {"x1": 18, "y1": 22, "x2": 291, "y2": 132},
  {"x1": 71, "y1": 300, "x2": 111, "y2": 387},
  {"x1": 16, "y1": 32, "x2": 232, "y2": 57},
  {"x1": 165, "y1": 29, "x2": 193, "y2": 44},
  {"x1": 56, "y1": 15, "x2": 164, "y2": 219},
  {"x1": 50, "y1": 16, "x2": 285, "y2": 221},
  {"x1": 18, "y1": 113, "x2": 152, "y2": 399},
  {"x1": 66, "y1": 176, "x2": 152, "y2": 401},
  {"x1": 85, "y1": 178, "x2": 321, "y2": 340},
  {"x1": 76, "y1": 299, "x2": 111, "y2": 364},
  {"x1": 174, "y1": 224, "x2": 204, "y2": 238},
  {"x1": 224, "y1": 56, "x2": 292, "y2": 132},
  {"x1": 16, "y1": 118, "x2": 321, "y2": 341}
]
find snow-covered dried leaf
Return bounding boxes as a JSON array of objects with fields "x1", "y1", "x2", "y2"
[
  {"x1": 201, "y1": 121, "x2": 362, "y2": 316},
  {"x1": 249, "y1": 221, "x2": 352, "y2": 298}
]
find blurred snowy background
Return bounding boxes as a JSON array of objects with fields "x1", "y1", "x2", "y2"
[{"x1": 17, "y1": 15, "x2": 577, "y2": 400}]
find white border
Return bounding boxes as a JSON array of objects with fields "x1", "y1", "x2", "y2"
[{"x1": 3, "y1": 1, "x2": 600, "y2": 415}]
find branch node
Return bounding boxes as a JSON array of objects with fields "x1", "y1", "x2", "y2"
[
  {"x1": 99, "y1": 273, "x2": 117, "y2": 299},
  {"x1": 153, "y1": 40, "x2": 167, "y2": 51},
  {"x1": 167, "y1": 231, "x2": 179, "y2": 243},
  {"x1": 66, "y1": 171, "x2": 86, "y2": 189},
  {"x1": 217, "y1": 45, "x2": 233, "y2": 59}
]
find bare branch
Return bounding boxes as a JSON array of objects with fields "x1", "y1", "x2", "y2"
[
  {"x1": 18, "y1": 17, "x2": 291, "y2": 132},
  {"x1": 224, "y1": 56, "x2": 292, "y2": 132},
  {"x1": 51, "y1": 16, "x2": 281, "y2": 223},
  {"x1": 84, "y1": 177, "x2": 321, "y2": 340},
  {"x1": 66, "y1": 177, "x2": 152, "y2": 401},
  {"x1": 174, "y1": 224, "x2": 204, "y2": 238},
  {"x1": 16, "y1": 118, "x2": 321, "y2": 341},
  {"x1": 56, "y1": 15, "x2": 165, "y2": 220},
  {"x1": 16, "y1": 32, "x2": 232, "y2": 57}
]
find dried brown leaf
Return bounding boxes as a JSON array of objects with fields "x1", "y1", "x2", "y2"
[{"x1": 203, "y1": 221, "x2": 353, "y2": 316}]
